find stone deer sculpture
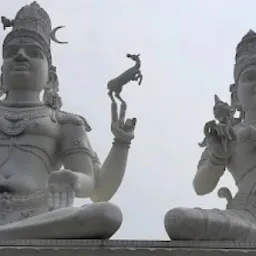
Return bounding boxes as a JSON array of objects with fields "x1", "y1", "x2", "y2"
[{"x1": 107, "y1": 54, "x2": 143, "y2": 103}]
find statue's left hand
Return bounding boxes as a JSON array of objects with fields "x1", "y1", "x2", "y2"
[
  {"x1": 47, "y1": 169, "x2": 78, "y2": 211},
  {"x1": 111, "y1": 102, "x2": 137, "y2": 143}
]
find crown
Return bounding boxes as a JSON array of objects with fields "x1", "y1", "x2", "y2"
[
  {"x1": 1, "y1": 1, "x2": 67, "y2": 64},
  {"x1": 234, "y1": 29, "x2": 256, "y2": 81}
]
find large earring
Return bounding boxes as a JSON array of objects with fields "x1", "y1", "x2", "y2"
[
  {"x1": 230, "y1": 83, "x2": 241, "y2": 110},
  {"x1": 230, "y1": 83, "x2": 243, "y2": 122},
  {"x1": 0, "y1": 72, "x2": 7, "y2": 98},
  {"x1": 43, "y1": 65, "x2": 62, "y2": 110}
]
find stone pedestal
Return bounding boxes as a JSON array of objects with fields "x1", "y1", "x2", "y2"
[{"x1": 1, "y1": 239, "x2": 256, "y2": 256}]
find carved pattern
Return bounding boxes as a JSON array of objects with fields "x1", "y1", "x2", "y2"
[
  {"x1": 0, "y1": 239, "x2": 256, "y2": 256},
  {"x1": 0, "y1": 190, "x2": 47, "y2": 224},
  {"x1": 56, "y1": 111, "x2": 91, "y2": 131},
  {"x1": 0, "y1": 107, "x2": 49, "y2": 136},
  {"x1": 1, "y1": 238, "x2": 256, "y2": 248}
]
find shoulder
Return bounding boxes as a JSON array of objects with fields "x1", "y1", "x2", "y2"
[{"x1": 56, "y1": 111, "x2": 92, "y2": 132}]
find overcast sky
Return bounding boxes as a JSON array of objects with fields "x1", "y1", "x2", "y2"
[{"x1": 2, "y1": 0, "x2": 255, "y2": 240}]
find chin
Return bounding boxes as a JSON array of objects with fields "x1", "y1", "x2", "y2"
[
  {"x1": 7, "y1": 73, "x2": 32, "y2": 86},
  {"x1": 9, "y1": 71, "x2": 31, "y2": 82}
]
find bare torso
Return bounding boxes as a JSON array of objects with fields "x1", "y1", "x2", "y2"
[
  {"x1": 228, "y1": 122, "x2": 256, "y2": 195},
  {"x1": 0, "y1": 104, "x2": 62, "y2": 193}
]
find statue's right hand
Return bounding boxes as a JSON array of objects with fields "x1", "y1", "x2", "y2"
[{"x1": 204, "y1": 121, "x2": 237, "y2": 158}]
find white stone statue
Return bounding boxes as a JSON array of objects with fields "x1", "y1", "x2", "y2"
[
  {"x1": 164, "y1": 29, "x2": 256, "y2": 241},
  {"x1": 0, "y1": 1, "x2": 137, "y2": 239}
]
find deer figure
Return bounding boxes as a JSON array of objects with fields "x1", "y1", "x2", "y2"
[
  {"x1": 107, "y1": 53, "x2": 143, "y2": 103},
  {"x1": 198, "y1": 94, "x2": 235, "y2": 149}
]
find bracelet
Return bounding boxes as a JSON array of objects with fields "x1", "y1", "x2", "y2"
[{"x1": 112, "y1": 138, "x2": 131, "y2": 149}]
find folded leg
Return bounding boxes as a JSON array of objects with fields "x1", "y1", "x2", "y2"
[
  {"x1": 164, "y1": 207, "x2": 256, "y2": 240},
  {"x1": 0, "y1": 202, "x2": 122, "y2": 239}
]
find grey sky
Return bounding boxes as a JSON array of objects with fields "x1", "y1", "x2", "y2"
[{"x1": 1, "y1": 0, "x2": 254, "y2": 240}]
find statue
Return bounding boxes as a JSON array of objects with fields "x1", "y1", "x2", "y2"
[
  {"x1": 198, "y1": 94, "x2": 236, "y2": 150},
  {"x1": 107, "y1": 53, "x2": 143, "y2": 104},
  {"x1": 0, "y1": 1, "x2": 137, "y2": 239},
  {"x1": 164, "y1": 29, "x2": 256, "y2": 241}
]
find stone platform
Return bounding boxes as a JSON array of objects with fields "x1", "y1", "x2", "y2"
[{"x1": 1, "y1": 239, "x2": 256, "y2": 256}]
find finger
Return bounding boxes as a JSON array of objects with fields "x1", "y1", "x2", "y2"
[
  {"x1": 229, "y1": 127, "x2": 237, "y2": 141},
  {"x1": 118, "y1": 102, "x2": 127, "y2": 125},
  {"x1": 224, "y1": 126, "x2": 232, "y2": 140},
  {"x1": 220, "y1": 125, "x2": 227, "y2": 137},
  {"x1": 221, "y1": 139, "x2": 228, "y2": 152},
  {"x1": 220, "y1": 125, "x2": 226, "y2": 136},
  {"x1": 47, "y1": 193, "x2": 54, "y2": 211},
  {"x1": 111, "y1": 102, "x2": 118, "y2": 124},
  {"x1": 53, "y1": 192, "x2": 61, "y2": 210},
  {"x1": 124, "y1": 118, "x2": 136, "y2": 131},
  {"x1": 60, "y1": 192, "x2": 67, "y2": 208},
  {"x1": 215, "y1": 126, "x2": 222, "y2": 137},
  {"x1": 132, "y1": 117, "x2": 137, "y2": 127},
  {"x1": 124, "y1": 119, "x2": 132, "y2": 131},
  {"x1": 112, "y1": 125, "x2": 124, "y2": 137},
  {"x1": 204, "y1": 120, "x2": 215, "y2": 136},
  {"x1": 204, "y1": 123, "x2": 211, "y2": 137},
  {"x1": 111, "y1": 122, "x2": 122, "y2": 136},
  {"x1": 67, "y1": 191, "x2": 75, "y2": 207}
]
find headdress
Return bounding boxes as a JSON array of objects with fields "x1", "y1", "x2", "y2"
[
  {"x1": 234, "y1": 29, "x2": 256, "y2": 81},
  {"x1": 1, "y1": 1, "x2": 67, "y2": 64}
]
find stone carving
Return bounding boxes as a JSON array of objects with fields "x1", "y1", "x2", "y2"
[
  {"x1": 0, "y1": 1, "x2": 137, "y2": 239},
  {"x1": 107, "y1": 53, "x2": 143, "y2": 103},
  {"x1": 198, "y1": 94, "x2": 236, "y2": 149},
  {"x1": 164, "y1": 29, "x2": 256, "y2": 241},
  {"x1": 1, "y1": 239, "x2": 256, "y2": 256}
]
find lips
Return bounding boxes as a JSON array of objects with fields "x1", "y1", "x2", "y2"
[{"x1": 12, "y1": 62, "x2": 30, "y2": 71}]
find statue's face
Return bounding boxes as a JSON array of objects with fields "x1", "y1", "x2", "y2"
[
  {"x1": 237, "y1": 64, "x2": 256, "y2": 110},
  {"x1": 2, "y1": 37, "x2": 49, "y2": 91}
]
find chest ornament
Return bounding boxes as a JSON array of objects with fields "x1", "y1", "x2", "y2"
[{"x1": 0, "y1": 108, "x2": 50, "y2": 136}]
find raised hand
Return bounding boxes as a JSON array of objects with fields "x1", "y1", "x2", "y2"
[
  {"x1": 110, "y1": 101, "x2": 136, "y2": 143},
  {"x1": 47, "y1": 169, "x2": 78, "y2": 211},
  {"x1": 204, "y1": 120, "x2": 237, "y2": 158}
]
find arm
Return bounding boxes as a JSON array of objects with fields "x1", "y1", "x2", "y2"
[
  {"x1": 60, "y1": 100, "x2": 135, "y2": 202},
  {"x1": 60, "y1": 123, "x2": 96, "y2": 198},
  {"x1": 89, "y1": 101, "x2": 135, "y2": 202},
  {"x1": 60, "y1": 121, "x2": 131, "y2": 201},
  {"x1": 90, "y1": 139, "x2": 130, "y2": 202},
  {"x1": 193, "y1": 147, "x2": 226, "y2": 195}
]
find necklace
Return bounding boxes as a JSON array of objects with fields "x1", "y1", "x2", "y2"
[{"x1": 0, "y1": 107, "x2": 50, "y2": 136}]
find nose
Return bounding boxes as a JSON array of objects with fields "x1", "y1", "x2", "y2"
[{"x1": 14, "y1": 48, "x2": 27, "y2": 61}]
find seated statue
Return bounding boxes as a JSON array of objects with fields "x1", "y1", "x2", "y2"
[
  {"x1": 0, "y1": 1, "x2": 137, "y2": 239},
  {"x1": 164, "y1": 29, "x2": 256, "y2": 241}
]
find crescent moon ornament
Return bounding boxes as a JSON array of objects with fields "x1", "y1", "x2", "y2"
[{"x1": 49, "y1": 26, "x2": 68, "y2": 44}]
